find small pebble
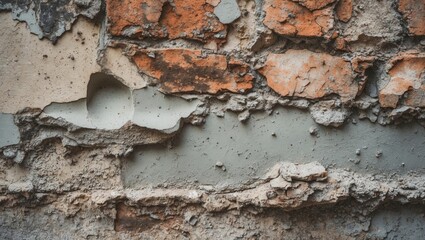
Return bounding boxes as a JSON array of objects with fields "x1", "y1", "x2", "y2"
[
  {"x1": 375, "y1": 150, "x2": 383, "y2": 158},
  {"x1": 215, "y1": 161, "x2": 224, "y2": 167},
  {"x1": 309, "y1": 126, "x2": 318, "y2": 136},
  {"x1": 355, "y1": 149, "x2": 361, "y2": 156}
]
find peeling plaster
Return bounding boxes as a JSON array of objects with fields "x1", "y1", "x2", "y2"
[
  {"x1": 0, "y1": 13, "x2": 100, "y2": 113},
  {"x1": 0, "y1": 0, "x2": 100, "y2": 41},
  {"x1": 102, "y1": 47, "x2": 148, "y2": 89},
  {"x1": 0, "y1": 113, "x2": 20, "y2": 148},
  {"x1": 44, "y1": 73, "x2": 201, "y2": 132}
]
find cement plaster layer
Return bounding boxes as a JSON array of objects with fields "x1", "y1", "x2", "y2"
[
  {"x1": 0, "y1": 13, "x2": 100, "y2": 113},
  {"x1": 0, "y1": 113, "x2": 20, "y2": 148},
  {"x1": 124, "y1": 107, "x2": 425, "y2": 188}
]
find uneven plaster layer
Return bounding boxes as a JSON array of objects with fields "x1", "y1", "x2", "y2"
[
  {"x1": 124, "y1": 107, "x2": 425, "y2": 188},
  {"x1": 44, "y1": 73, "x2": 201, "y2": 132},
  {"x1": 101, "y1": 47, "x2": 148, "y2": 89},
  {"x1": 2, "y1": 162, "x2": 425, "y2": 238},
  {"x1": 0, "y1": 113, "x2": 20, "y2": 148},
  {"x1": 0, "y1": 13, "x2": 100, "y2": 113}
]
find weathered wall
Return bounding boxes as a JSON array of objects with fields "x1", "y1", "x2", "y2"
[{"x1": 1, "y1": 0, "x2": 425, "y2": 239}]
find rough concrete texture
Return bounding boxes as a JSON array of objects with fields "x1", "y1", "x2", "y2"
[{"x1": 1, "y1": 0, "x2": 425, "y2": 238}]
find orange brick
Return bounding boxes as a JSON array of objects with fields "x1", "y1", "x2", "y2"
[
  {"x1": 292, "y1": 0, "x2": 336, "y2": 10},
  {"x1": 132, "y1": 49, "x2": 253, "y2": 94},
  {"x1": 398, "y1": 0, "x2": 425, "y2": 36},
  {"x1": 259, "y1": 50, "x2": 358, "y2": 102},
  {"x1": 379, "y1": 53, "x2": 425, "y2": 108},
  {"x1": 336, "y1": 0, "x2": 352, "y2": 22},
  {"x1": 263, "y1": 0, "x2": 334, "y2": 37},
  {"x1": 106, "y1": 0, "x2": 226, "y2": 42}
]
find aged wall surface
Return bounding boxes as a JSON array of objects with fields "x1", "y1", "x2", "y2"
[{"x1": 1, "y1": 0, "x2": 425, "y2": 239}]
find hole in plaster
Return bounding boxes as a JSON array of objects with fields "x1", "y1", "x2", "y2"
[
  {"x1": 86, "y1": 72, "x2": 134, "y2": 129},
  {"x1": 43, "y1": 72, "x2": 201, "y2": 132}
]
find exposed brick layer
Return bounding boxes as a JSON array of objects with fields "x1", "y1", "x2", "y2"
[
  {"x1": 259, "y1": 50, "x2": 358, "y2": 102},
  {"x1": 398, "y1": 0, "x2": 425, "y2": 36},
  {"x1": 379, "y1": 53, "x2": 425, "y2": 108},
  {"x1": 132, "y1": 49, "x2": 253, "y2": 94},
  {"x1": 106, "y1": 0, "x2": 226, "y2": 42},
  {"x1": 263, "y1": 0, "x2": 334, "y2": 37}
]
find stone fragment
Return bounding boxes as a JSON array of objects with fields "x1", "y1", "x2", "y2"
[
  {"x1": 398, "y1": 0, "x2": 425, "y2": 36},
  {"x1": 8, "y1": 181, "x2": 33, "y2": 193},
  {"x1": 270, "y1": 177, "x2": 291, "y2": 189},
  {"x1": 379, "y1": 53, "x2": 425, "y2": 108},
  {"x1": 309, "y1": 101, "x2": 349, "y2": 127},
  {"x1": 263, "y1": 0, "x2": 334, "y2": 37},
  {"x1": 279, "y1": 161, "x2": 327, "y2": 182},
  {"x1": 259, "y1": 50, "x2": 357, "y2": 102},
  {"x1": 238, "y1": 110, "x2": 250, "y2": 122},
  {"x1": 336, "y1": 0, "x2": 352, "y2": 22},
  {"x1": 106, "y1": 0, "x2": 226, "y2": 42},
  {"x1": 309, "y1": 126, "x2": 319, "y2": 136},
  {"x1": 132, "y1": 49, "x2": 253, "y2": 94},
  {"x1": 213, "y1": 0, "x2": 241, "y2": 24}
]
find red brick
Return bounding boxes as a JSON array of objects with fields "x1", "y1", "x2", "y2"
[
  {"x1": 379, "y1": 53, "x2": 425, "y2": 108},
  {"x1": 106, "y1": 0, "x2": 226, "y2": 42},
  {"x1": 259, "y1": 50, "x2": 358, "y2": 102},
  {"x1": 132, "y1": 49, "x2": 253, "y2": 94},
  {"x1": 263, "y1": 0, "x2": 334, "y2": 37},
  {"x1": 398, "y1": 0, "x2": 425, "y2": 36},
  {"x1": 292, "y1": 0, "x2": 336, "y2": 11},
  {"x1": 336, "y1": 0, "x2": 352, "y2": 22}
]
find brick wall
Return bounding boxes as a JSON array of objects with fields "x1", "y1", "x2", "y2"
[{"x1": 1, "y1": 0, "x2": 425, "y2": 239}]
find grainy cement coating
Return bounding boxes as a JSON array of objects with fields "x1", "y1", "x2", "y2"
[{"x1": 1, "y1": 0, "x2": 425, "y2": 239}]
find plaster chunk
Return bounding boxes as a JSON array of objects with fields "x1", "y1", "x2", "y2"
[
  {"x1": 213, "y1": 0, "x2": 241, "y2": 24},
  {"x1": 279, "y1": 161, "x2": 328, "y2": 182},
  {"x1": 342, "y1": 0, "x2": 403, "y2": 41},
  {"x1": 309, "y1": 100, "x2": 350, "y2": 127}
]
